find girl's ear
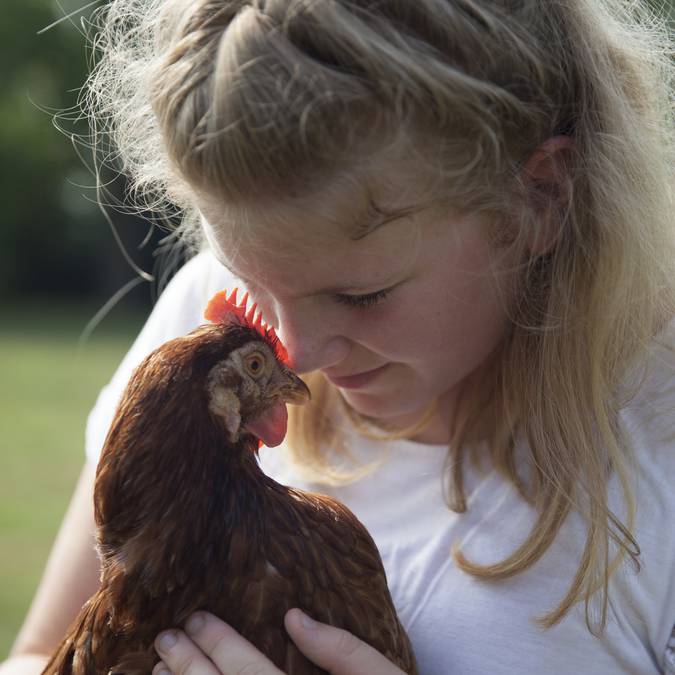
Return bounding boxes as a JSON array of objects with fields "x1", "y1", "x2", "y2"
[{"x1": 519, "y1": 135, "x2": 575, "y2": 256}]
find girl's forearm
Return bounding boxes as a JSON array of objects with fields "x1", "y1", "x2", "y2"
[
  {"x1": 0, "y1": 654, "x2": 49, "y2": 675},
  {"x1": 7, "y1": 461, "x2": 100, "y2": 662}
]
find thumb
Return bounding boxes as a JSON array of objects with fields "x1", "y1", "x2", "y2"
[{"x1": 284, "y1": 608, "x2": 405, "y2": 675}]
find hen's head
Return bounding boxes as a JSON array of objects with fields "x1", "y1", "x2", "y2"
[{"x1": 201, "y1": 288, "x2": 310, "y2": 448}]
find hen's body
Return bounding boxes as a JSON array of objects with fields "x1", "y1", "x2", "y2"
[{"x1": 42, "y1": 320, "x2": 417, "y2": 675}]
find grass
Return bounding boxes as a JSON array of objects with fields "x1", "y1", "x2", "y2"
[{"x1": 0, "y1": 299, "x2": 148, "y2": 659}]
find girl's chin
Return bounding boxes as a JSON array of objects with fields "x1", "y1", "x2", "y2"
[
  {"x1": 338, "y1": 387, "x2": 423, "y2": 424},
  {"x1": 339, "y1": 390, "x2": 447, "y2": 442}
]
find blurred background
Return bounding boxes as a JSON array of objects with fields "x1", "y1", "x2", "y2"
[
  {"x1": 1, "y1": 0, "x2": 673, "y2": 661},
  {"x1": 0, "y1": 0, "x2": 186, "y2": 657}
]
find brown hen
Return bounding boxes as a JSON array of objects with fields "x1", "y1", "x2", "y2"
[{"x1": 42, "y1": 289, "x2": 417, "y2": 675}]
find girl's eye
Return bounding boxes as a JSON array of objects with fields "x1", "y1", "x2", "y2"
[{"x1": 333, "y1": 288, "x2": 392, "y2": 308}]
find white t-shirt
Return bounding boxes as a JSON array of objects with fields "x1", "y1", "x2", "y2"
[{"x1": 85, "y1": 250, "x2": 675, "y2": 675}]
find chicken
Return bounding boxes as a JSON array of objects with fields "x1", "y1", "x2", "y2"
[{"x1": 42, "y1": 288, "x2": 418, "y2": 675}]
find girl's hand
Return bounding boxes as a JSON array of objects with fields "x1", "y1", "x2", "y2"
[{"x1": 153, "y1": 609, "x2": 406, "y2": 675}]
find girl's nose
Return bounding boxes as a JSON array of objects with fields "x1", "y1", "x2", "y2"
[{"x1": 274, "y1": 303, "x2": 350, "y2": 375}]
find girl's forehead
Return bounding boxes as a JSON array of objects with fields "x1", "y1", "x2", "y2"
[
  {"x1": 197, "y1": 168, "x2": 441, "y2": 268},
  {"x1": 200, "y1": 194, "x2": 424, "y2": 282}
]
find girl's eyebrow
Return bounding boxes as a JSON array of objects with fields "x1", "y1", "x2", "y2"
[
  {"x1": 349, "y1": 202, "x2": 422, "y2": 241},
  {"x1": 216, "y1": 198, "x2": 421, "y2": 292}
]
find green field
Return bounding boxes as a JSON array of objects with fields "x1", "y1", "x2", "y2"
[{"x1": 0, "y1": 301, "x2": 147, "y2": 659}]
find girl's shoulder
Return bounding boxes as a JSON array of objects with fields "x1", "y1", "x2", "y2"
[
  {"x1": 605, "y1": 317, "x2": 675, "y2": 673},
  {"x1": 150, "y1": 248, "x2": 237, "y2": 330},
  {"x1": 85, "y1": 249, "x2": 236, "y2": 463}
]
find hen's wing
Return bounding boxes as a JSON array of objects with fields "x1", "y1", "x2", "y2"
[{"x1": 259, "y1": 484, "x2": 418, "y2": 674}]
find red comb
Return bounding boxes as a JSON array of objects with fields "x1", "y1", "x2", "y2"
[{"x1": 204, "y1": 287, "x2": 289, "y2": 364}]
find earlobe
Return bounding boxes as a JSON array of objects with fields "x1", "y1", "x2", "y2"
[
  {"x1": 212, "y1": 387, "x2": 242, "y2": 441},
  {"x1": 206, "y1": 365, "x2": 242, "y2": 440},
  {"x1": 521, "y1": 135, "x2": 574, "y2": 186},
  {"x1": 520, "y1": 135, "x2": 575, "y2": 256}
]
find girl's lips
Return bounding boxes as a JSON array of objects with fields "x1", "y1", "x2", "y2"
[{"x1": 324, "y1": 364, "x2": 390, "y2": 389}]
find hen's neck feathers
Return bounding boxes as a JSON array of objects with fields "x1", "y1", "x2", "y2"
[{"x1": 93, "y1": 329, "x2": 271, "y2": 583}]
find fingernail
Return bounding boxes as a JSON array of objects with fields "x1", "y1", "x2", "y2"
[
  {"x1": 157, "y1": 630, "x2": 178, "y2": 652},
  {"x1": 157, "y1": 669, "x2": 171, "y2": 675},
  {"x1": 185, "y1": 612, "x2": 205, "y2": 635},
  {"x1": 299, "y1": 610, "x2": 317, "y2": 629}
]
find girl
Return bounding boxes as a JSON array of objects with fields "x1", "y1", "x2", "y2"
[{"x1": 4, "y1": 0, "x2": 675, "y2": 673}]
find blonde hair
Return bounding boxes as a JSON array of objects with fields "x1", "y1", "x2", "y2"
[{"x1": 86, "y1": 0, "x2": 675, "y2": 635}]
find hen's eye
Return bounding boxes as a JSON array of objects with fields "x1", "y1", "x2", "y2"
[
  {"x1": 245, "y1": 352, "x2": 265, "y2": 377},
  {"x1": 333, "y1": 288, "x2": 392, "y2": 308}
]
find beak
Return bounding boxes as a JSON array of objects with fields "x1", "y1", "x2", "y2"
[{"x1": 270, "y1": 365, "x2": 311, "y2": 405}]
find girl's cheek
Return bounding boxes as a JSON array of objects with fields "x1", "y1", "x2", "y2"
[
  {"x1": 245, "y1": 284, "x2": 419, "y2": 361},
  {"x1": 351, "y1": 308, "x2": 419, "y2": 357}
]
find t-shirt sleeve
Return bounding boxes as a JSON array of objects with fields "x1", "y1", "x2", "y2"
[
  {"x1": 84, "y1": 249, "x2": 237, "y2": 465},
  {"x1": 617, "y1": 317, "x2": 675, "y2": 674}
]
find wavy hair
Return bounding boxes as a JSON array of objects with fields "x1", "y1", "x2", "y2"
[{"x1": 85, "y1": 0, "x2": 675, "y2": 635}]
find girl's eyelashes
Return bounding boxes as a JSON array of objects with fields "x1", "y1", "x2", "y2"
[
  {"x1": 243, "y1": 277, "x2": 395, "y2": 309},
  {"x1": 333, "y1": 287, "x2": 392, "y2": 308}
]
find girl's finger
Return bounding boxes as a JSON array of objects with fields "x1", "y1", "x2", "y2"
[
  {"x1": 178, "y1": 611, "x2": 284, "y2": 675},
  {"x1": 284, "y1": 608, "x2": 406, "y2": 675},
  {"x1": 152, "y1": 660, "x2": 171, "y2": 675},
  {"x1": 154, "y1": 628, "x2": 221, "y2": 675}
]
